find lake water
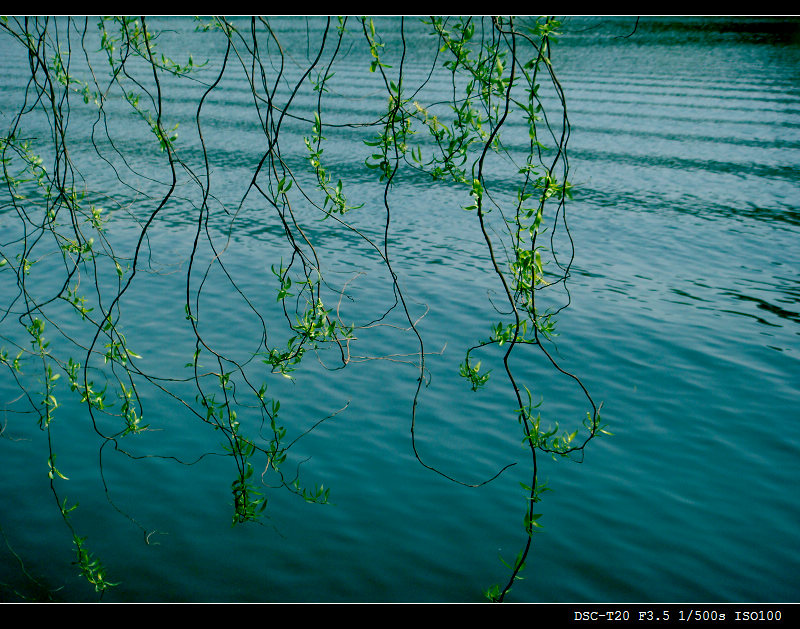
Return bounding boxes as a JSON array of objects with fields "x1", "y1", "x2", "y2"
[{"x1": 1, "y1": 16, "x2": 798, "y2": 602}]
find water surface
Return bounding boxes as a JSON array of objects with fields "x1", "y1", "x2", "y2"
[{"x1": 0, "y1": 16, "x2": 798, "y2": 602}]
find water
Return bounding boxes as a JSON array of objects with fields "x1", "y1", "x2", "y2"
[{"x1": 0, "y1": 17, "x2": 798, "y2": 602}]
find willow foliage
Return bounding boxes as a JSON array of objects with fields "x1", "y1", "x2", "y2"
[{"x1": 0, "y1": 16, "x2": 604, "y2": 601}]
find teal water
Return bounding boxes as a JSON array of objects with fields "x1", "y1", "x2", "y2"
[{"x1": 1, "y1": 17, "x2": 799, "y2": 602}]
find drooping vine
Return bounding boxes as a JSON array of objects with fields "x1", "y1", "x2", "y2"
[{"x1": 0, "y1": 16, "x2": 605, "y2": 602}]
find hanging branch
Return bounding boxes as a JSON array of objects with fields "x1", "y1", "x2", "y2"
[{"x1": 0, "y1": 16, "x2": 605, "y2": 601}]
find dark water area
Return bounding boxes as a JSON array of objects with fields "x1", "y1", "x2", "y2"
[{"x1": 0, "y1": 17, "x2": 798, "y2": 602}]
